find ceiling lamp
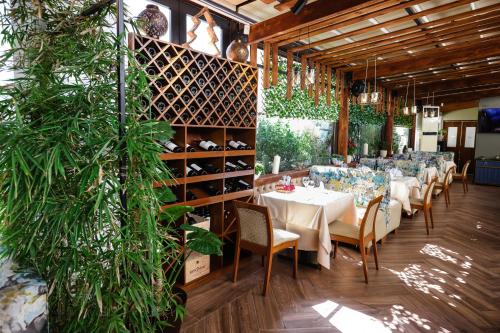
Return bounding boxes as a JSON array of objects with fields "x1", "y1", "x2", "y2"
[
  {"x1": 358, "y1": 59, "x2": 369, "y2": 105},
  {"x1": 370, "y1": 57, "x2": 380, "y2": 104},
  {"x1": 411, "y1": 79, "x2": 417, "y2": 114},
  {"x1": 402, "y1": 81, "x2": 410, "y2": 115}
]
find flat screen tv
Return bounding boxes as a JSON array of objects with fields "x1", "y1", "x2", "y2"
[{"x1": 478, "y1": 108, "x2": 500, "y2": 133}]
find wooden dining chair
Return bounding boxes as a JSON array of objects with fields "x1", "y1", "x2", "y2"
[
  {"x1": 232, "y1": 201, "x2": 300, "y2": 296},
  {"x1": 435, "y1": 166, "x2": 454, "y2": 208},
  {"x1": 329, "y1": 195, "x2": 383, "y2": 284},
  {"x1": 410, "y1": 177, "x2": 438, "y2": 235},
  {"x1": 453, "y1": 160, "x2": 471, "y2": 193}
]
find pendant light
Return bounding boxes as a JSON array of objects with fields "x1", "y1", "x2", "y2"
[
  {"x1": 411, "y1": 78, "x2": 417, "y2": 114},
  {"x1": 402, "y1": 81, "x2": 410, "y2": 115},
  {"x1": 370, "y1": 57, "x2": 380, "y2": 104},
  {"x1": 306, "y1": 27, "x2": 315, "y2": 86},
  {"x1": 358, "y1": 59, "x2": 369, "y2": 104}
]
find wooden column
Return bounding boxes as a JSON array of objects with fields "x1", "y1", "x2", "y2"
[
  {"x1": 272, "y1": 43, "x2": 279, "y2": 86},
  {"x1": 385, "y1": 90, "x2": 394, "y2": 156},
  {"x1": 286, "y1": 51, "x2": 293, "y2": 100},
  {"x1": 263, "y1": 42, "x2": 270, "y2": 89},
  {"x1": 308, "y1": 60, "x2": 314, "y2": 98},
  {"x1": 337, "y1": 71, "x2": 349, "y2": 160},
  {"x1": 250, "y1": 43, "x2": 257, "y2": 67},
  {"x1": 409, "y1": 114, "x2": 416, "y2": 149},
  {"x1": 326, "y1": 66, "x2": 332, "y2": 106},
  {"x1": 314, "y1": 62, "x2": 320, "y2": 106},
  {"x1": 335, "y1": 69, "x2": 341, "y2": 102},
  {"x1": 300, "y1": 56, "x2": 307, "y2": 90},
  {"x1": 319, "y1": 63, "x2": 324, "y2": 97}
]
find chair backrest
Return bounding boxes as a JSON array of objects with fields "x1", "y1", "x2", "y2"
[
  {"x1": 359, "y1": 195, "x2": 383, "y2": 239},
  {"x1": 442, "y1": 167, "x2": 453, "y2": 189},
  {"x1": 462, "y1": 160, "x2": 471, "y2": 177},
  {"x1": 233, "y1": 201, "x2": 272, "y2": 248},
  {"x1": 424, "y1": 177, "x2": 438, "y2": 206}
]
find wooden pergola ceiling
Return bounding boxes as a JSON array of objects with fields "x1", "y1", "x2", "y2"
[{"x1": 249, "y1": 0, "x2": 500, "y2": 104}]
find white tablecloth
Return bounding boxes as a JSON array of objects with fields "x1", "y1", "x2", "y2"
[
  {"x1": 423, "y1": 167, "x2": 439, "y2": 184},
  {"x1": 391, "y1": 176, "x2": 420, "y2": 212},
  {"x1": 258, "y1": 186, "x2": 357, "y2": 269}
]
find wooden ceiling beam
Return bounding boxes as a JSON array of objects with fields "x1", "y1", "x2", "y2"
[
  {"x1": 351, "y1": 36, "x2": 500, "y2": 80},
  {"x1": 420, "y1": 87, "x2": 500, "y2": 104},
  {"x1": 414, "y1": 83, "x2": 500, "y2": 99},
  {"x1": 440, "y1": 100, "x2": 478, "y2": 112},
  {"x1": 391, "y1": 72, "x2": 500, "y2": 93},
  {"x1": 275, "y1": 0, "x2": 429, "y2": 46},
  {"x1": 324, "y1": 24, "x2": 500, "y2": 67},
  {"x1": 275, "y1": 0, "x2": 298, "y2": 11},
  {"x1": 309, "y1": 7, "x2": 500, "y2": 61},
  {"x1": 249, "y1": 0, "x2": 388, "y2": 44},
  {"x1": 288, "y1": 0, "x2": 472, "y2": 52}
]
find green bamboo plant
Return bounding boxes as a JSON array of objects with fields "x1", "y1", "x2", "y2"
[{"x1": 0, "y1": 1, "x2": 220, "y2": 332}]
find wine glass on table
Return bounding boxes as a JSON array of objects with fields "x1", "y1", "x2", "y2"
[{"x1": 302, "y1": 177, "x2": 313, "y2": 189}]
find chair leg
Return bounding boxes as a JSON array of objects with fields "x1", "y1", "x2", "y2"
[
  {"x1": 462, "y1": 179, "x2": 466, "y2": 194},
  {"x1": 373, "y1": 241, "x2": 379, "y2": 270},
  {"x1": 447, "y1": 189, "x2": 451, "y2": 206},
  {"x1": 423, "y1": 208, "x2": 430, "y2": 235},
  {"x1": 360, "y1": 245, "x2": 369, "y2": 284},
  {"x1": 465, "y1": 178, "x2": 469, "y2": 192},
  {"x1": 333, "y1": 240, "x2": 338, "y2": 259},
  {"x1": 263, "y1": 253, "x2": 273, "y2": 296},
  {"x1": 232, "y1": 241, "x2": 241, "y2": 283},
  {"x1": 429, "y1": 207, "x2": 434, "y2": 229},
  {"x1": 293, "y1": 243, "x2": 298, "y2": 279}
]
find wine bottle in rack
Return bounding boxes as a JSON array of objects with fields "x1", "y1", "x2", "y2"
[
  {"x1": 188, "y1": 105, "x2": 196, "y2": 113},
  {"x1": 236, "y1": 160, "x2": 253, "y2": 170},
  {"x1": 173, "y1": 104, "x2": 181, "y2": 112},
  {"x1": 186, "y1": 190, "x2": 197, "y2": 201},
  {"x1": 164, "y1": 51, "x2": 171, "y2": 62},
  {"x1": 229, "y1": 92, "x2": 235, "y2": 100},
  {"x1": 235, "y1": 85, "x2": 242, "y2": 92},
  {"x1": 228, "y1": 109, "x2": 236, "y2": 116},
  {"x1": 198, "y1": 78, "x2": 206, "y2": 86},
  {"x1": 193, "y1": 140, "x2": 217, "y2": 151},
  {"x1": 222, "y1": 67, "x2": 228, "y2": 74},
  {"x1": 237, "y1": 140, "x2": 253, "y2": 150},
  {"x1": 156, "y1": 60, "x2": 165, "y2": 68},
  {"x1": 223, "y1": 100, "x2": 230, "y2": 108},
  {"x1": 204, "y1": 88, "x2": 212, "y2": 97},
  {"x1": 238, "y1": 109, "x2": 245, "y2": 117},
  {"x1": 204, "y1": 184, "x2": 222, "y2": 196},
  {"x1": 166, "y1": 92, "x2": 174, "y2": 101},
  {"x1": 146, "y1": 67, "x2": 157, "y2": 76},
  {"x1": 173, "y1": 63, "x2": 181, "y2": 71},
  {"x1": 217, "y1": 91, "x2": 224, "y2": 99},
  {"x1": 195, "y1": 114, "x2": 203, "y2": 123},
  {"x1": 181, "y1": 112, "x2": 190, "y2": 122},
  {"x1": 196, "y1": 97, "x2": 204, "y2": 105},
  {"x1": 174, "y1": 83, "x2": 182, "y2": 93},
  {"x1": 203, "y1": 163, "x2": 222, "y2": 174},
  {"x1": 225, "y1": 161, "x2": 241, "y2": 172},
  {"x1": 235, "y1": 101, "x2": 241, "y2": 109},
  {"x1": 209, "y1": 115, "x2": 216, "y2": 124},
  {"x1": 190, "y1": 67, "x2": 198, "y2": 75},
  {"x1": 181, "y1": 55, "x2": 190, "y2": 64},
  {"x1": 156, "y1": 80, "x2": 165, "y2": 89},
  {"x1": 182, "y1": 95, "x2": 190, "y2": 103},
  {"x1": 217, "y1": 73, "x2": 224, "y2": 81},
  {"x1": 222, "y1": 116, "x2": 230, "y2": 125},
  {"x1": 189, "y1": 162, "x2": 208, "y2": 175},
  {"x1": 243, "y1": 118, "x2": 251, "y2": 126},
  {"x1": 197, "y1": 60, "x2": 205, "y2": 68},
  {"x1": 227, "y1": 140, "x2": 245, "y2": 150},
  {"x1": 160, "y1": 140, "x2": 184, "y2": 153},
  {"x1": 190, "y1": 86, "x2": 198, "y2": 95},
  {"x1": 157, "y1": 102, "x2": 166, "y2": 111},
  {"x1": 165, "y1": 112, "x2": 174, "y2": 120},
  {"x1": 168, "y1": 167, "x2": 183, "y2": 178},
  {"x1": 237, "y1": 179, "x2": 252, "y2": 190},
  {"x1": 182, "y1": 75, "x2": 190, "y2": 84},
  {"x1": 210, "y1": 63, "x2": 217, "y2": 71},
  {"x1": 165, "y1": 71, "x2": 173, "y2": 80},
  {"x1": 185, "y1": 144, "x2": 196, "y2": 152},
  {"x1": 147, "y1": 47, "x2": 157, "y2": 57},
  {"x1": 186, "y1": 166, "x2": 198, "y2": 177}
]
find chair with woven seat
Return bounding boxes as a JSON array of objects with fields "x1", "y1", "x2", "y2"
[
  {"x1": 435, "y1": 166, "x2": 454, "y2": 208},
  {"x1": 329, "y1": 195, "x2": 383, "y2": 284},
  {"x1": 232, "y1": 200, "x2": 300, "y2": 296},
  {"x1": 410, "y1": 177, "x2": 438, "y2": 235},
  {"x1": 453, "y1": 160, "x2": 471, "y2": 193}
]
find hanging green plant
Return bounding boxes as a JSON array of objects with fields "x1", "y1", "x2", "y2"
[
  {"x1": 263, "y1": 60, "x2": 339, "y2": 121},
  {"x1": 349, "y1": 104, "x2": 387, "y2": 127},
  {"x1": 394, "y1": 113, "x2": 414, "y2": 128}
]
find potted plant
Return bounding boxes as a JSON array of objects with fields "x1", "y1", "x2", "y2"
[
  {"x1": 255, "y1": 162, "x2": 265, "y2": 179},
  {"x1": 438, "y1": 128, "x2": 447, "y2": 141},
  {"x1": 379, "y1": 140, "x2": 389, "y2": 158},
  {"x1": 347, "y1": 138, "x2": 357, "y2": 163},
  {"x1": 0, "y1": 2, "x2": 221, "y2": 332}
]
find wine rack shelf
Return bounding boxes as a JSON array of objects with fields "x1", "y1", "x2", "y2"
[{"x1": 129, "y1": 34, "x2": 257, "y2": 287}]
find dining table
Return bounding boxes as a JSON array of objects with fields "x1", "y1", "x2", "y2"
[
  {"x1": 390, "y1": 176, "x2": 421, "y2": 213},
  {"x1": 257, "y1": 186, "x2": 358, "y2": 269}
]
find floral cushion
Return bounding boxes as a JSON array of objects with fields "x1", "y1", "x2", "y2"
[
  {"x1": 309, "y1": 166, "x2": 391, "y2": 224},
  {"x1": 410, "y1": 152, "x2": 448, "y2": 177},
  {"x1": 0, "y1": 249, "x2": 48, "y2": 333},
  {"x1": 392, "y1": 153, "x2": 410, "y2": 160},
  {"x1": 359, "y1": 158, "x2": 377, "y2": 170}
]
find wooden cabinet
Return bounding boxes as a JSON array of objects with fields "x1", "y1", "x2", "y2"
[
  {"x1": 129, "y1": 33, "x2": 258, "y2": 286},
  {"x1": 475, "y1": 159, "x2": 500, "y2": 186}
]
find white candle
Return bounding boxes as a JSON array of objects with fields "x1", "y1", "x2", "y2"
[
  {"x1": 363, "y1": 143, "x2": 369, "y2": 156},
  {"x1": 272, "y1": 155, "x2": 281, "y2": 174}
]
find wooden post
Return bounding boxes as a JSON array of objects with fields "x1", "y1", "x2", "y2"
[
  {"x1": 314, "y1": 62, "x2": 320, "y2": 106},
  {"x1": 319, "y1": 63, "x2": 324, "y2": 97},
  {"x1": 337, "y1": 71, "x2": 349, "y2": 160},
  {"x1": 263, "y1": 42, "x2": 270, "y2": 89},
  {"x1": 272, "y1": 43, "x2": 279, "y2": 86},
  {"x1": 326, "y1": 66, "x2": 332, "y2": 106},
  {"x1": 250, "y1": 43, "x2": 257, "y2": 67},
  {"x1": 385, "y1": 90, "x2": 394, "y2": 156},
  {"x1": 300, "y1": 56, "x2": 307, "y2": 91},
  {"x1": 308, "y1": 60, "x2": 314, "y2": 98},
  {"x1": 409, "y1": 114, "x2": 416, "y2": 149},
  {"x1": 286, "y1": 51, "x2": 293, "y2": 100},
  {"x1": 335, "y1": 69, "x2": 341, "y2": 102}
]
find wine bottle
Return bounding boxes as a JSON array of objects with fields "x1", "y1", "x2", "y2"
[
  {"x1": 217, "y1": 91, "x2": 224, "y2": 98},
  {"x1": 156, "y1": 80, "x2": 164, "y2": 89},
  {"x1": 210, "y1": 63, "x2": 217, "y2": 71},
  {"x1": 147, "y1": 47, "x2": 156, "y2": 56},
  {"x1": 173, "y1": 63, "x2": 181, "y2": 71},
  {"x1": 173, "y1": 104, "x2": 181, "y2": 112},
  {"x1": 197, "y1": 60, "x2": 205, "y2": 68},
  {"x1": 190, "y1": 86, "x2": 198, "y2": 95},
  {"x1": 181, "y1": 55, "x2": 190, "y2": 64},
  {"x1": 225, "y1": 161, "x2": 240, "y2": 172},
  {"x1": 186, "y1": 166, "x2": 198, "y2": 177},
  {"x1": 204, "y1": 89, "x2": 212, "y2": 97},
  {"x1": 185, "y1": 144, "x2": 196, "y2": 152},
  {"x1": 164, "y1": 51, "x2": 171, "y2": 61},
  {"x1": 187, "y1": 213, "x2": 197, "y2": 225},
  {"x1": 194, "y1": 140, "x2": 216, "y2": 151},
  {"x1": 222, "y1": 116, "x2": 230, "y2": 125},
  {"x1": 207, "y1": 140, "x2": 223, "y2": 151},
  {"x1": 157, "y1": 102, "x2": 166, "y2": 111},
  {"x1": 229, "y1": 92, "x2": 235, "y2": 100},
  {"x1": 186, "y1": 190, "x2": 197, "y2": 200},
  {"x1": 157, "y1": 60, "x2": 165, "y2": 68},
  {"x1": 190, "y1": 67, "x2": 198, "y2": 75},
  {"x1": 168, "y1": 167, "x2": 183, "y2": 178},
  {"x1": 188, "y1": 105, "x2": 196, "y2": 113},
  {"x1": 174, "y1": 83, "x2": 182, "y2": 92},
  {"x1": 237, "y1": 179, "x2": 251, "y2": 190},
  {"x1": 195, "y1": 114, "x2": 203, "y2": 123},
  {"x1": 161, "y1": 140, "x2": 183, "y2": 153},
  {"x1": 165, "y1": 112, "x2": 174, "y2": 120},
  {"x1": 166, "y1": 92, "x2": 174, "y2": 101},
  {"x1": 227, "y1": 140, "x2": 245, "y2": 150},
  {"x1": 198, "y1": 78, "x2": 206, "y2": 86},
  {"x1": 204, "y1": 184, "x2": 222, "y2": 196},
  {"x1": 196, "y1": 97, "x2": 204, "y2": 105},
  {"x1": 182, "y1": 75, "x2": 190, "y2": 84},
  {"x1": 189, "y1": 163, "x2": 208, "y2": 175},
  {"x1": 222, "y1": 67, "x2": 228, "y2": 74},
  {"x1": 146, "y1": 67, "x2": 156, "y2": 76},
  {"x1": 236, "y1": 160, "x2": 253, "y2": 170},
  {"x1": 237, "y1": 140, "x2": 253, "y2": 150},
  {"x1": 165, "y1": 71, "x2": 173, "y2": 80},
  {"x1": 181, "y1": 112, "x2": 190, "y2": 122},
  {"x1": 203, "y1": 163, "x2": 222, "y2": 174},
  {"x1": 182, "y1": 95, "x2": 190, "y2": 103}
]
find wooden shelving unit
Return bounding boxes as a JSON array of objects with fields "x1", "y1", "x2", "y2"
[{"x1": 129, "y1": 33, "x2": 257, "y2": 286}]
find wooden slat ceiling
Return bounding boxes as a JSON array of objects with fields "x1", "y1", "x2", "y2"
[{"x1": 234, "y1": 0, "x2": 500, "y2": 104}]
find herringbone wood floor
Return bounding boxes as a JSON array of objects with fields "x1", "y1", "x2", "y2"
[{"x1": 181, "y1": 183, "x2": 500, "y2": 333}]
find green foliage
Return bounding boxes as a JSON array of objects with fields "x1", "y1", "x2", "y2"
[
  {"x1": 0, "y1": 2, "x2": 220, "y2": 332},
  {"x1": 394, "y1": 113, "x2": 413, "y2": 128},
  {"x1": 349, "y1": 104, "x2": 387, "y2": 127},
  {"x1": 256, "y1": 119, "x2": 331, "y2": 173},
  {"x1": 254, "y1": 162, "x2": 264, "y2": 175},
  {"x1": 180, "y1": 224, "x2": 223, "y2": 256}
]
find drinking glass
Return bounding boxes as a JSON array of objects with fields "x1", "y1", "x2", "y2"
[{"x1": 302, "y1": 177, "x2": 311, "y2": 188}]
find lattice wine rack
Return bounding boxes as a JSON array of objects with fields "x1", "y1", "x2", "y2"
[{"x1": 129, "y1": 33, "x2": 257, "y2": 287}]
